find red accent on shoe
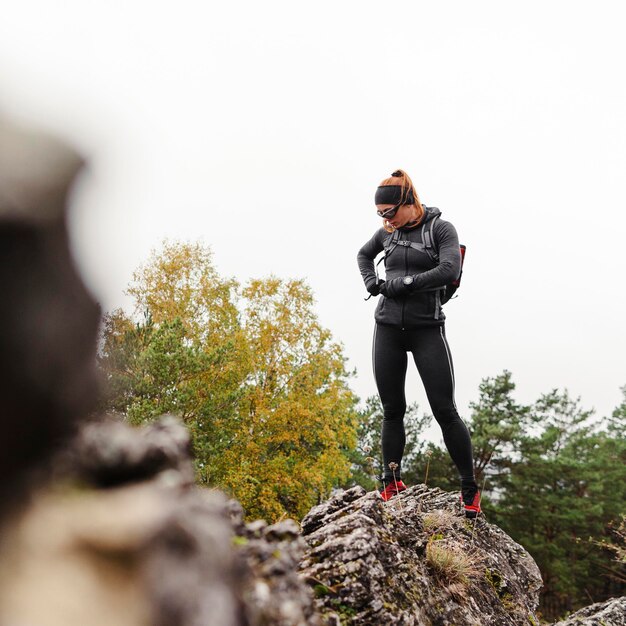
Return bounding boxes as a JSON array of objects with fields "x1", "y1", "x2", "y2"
[
  {"x1": 379, "y1": 480, "x2": 407, "y2": 502},
  {"x1": 460, "y1": 489, "x2": 481, "y2": 518}
]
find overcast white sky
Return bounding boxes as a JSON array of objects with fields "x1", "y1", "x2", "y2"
[{"x1": 1, "y1": 1, "x2": 625, "y2": 437}]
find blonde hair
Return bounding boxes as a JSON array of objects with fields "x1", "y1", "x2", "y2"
[{"x1": 378, "y1": 169, "x2": 424, "y2": 232}]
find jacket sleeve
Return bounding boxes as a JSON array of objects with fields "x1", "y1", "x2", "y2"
[
  {"x1": 357, "y1": 229, "x2": 385, "y2": 292},
  {"x1": 411, "y1": 220, "x2": 461, "y2": 290}
]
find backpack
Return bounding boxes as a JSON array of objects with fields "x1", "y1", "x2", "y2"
[{"x1": 375, "y1": 214, "x2": 466, "y2": 304}]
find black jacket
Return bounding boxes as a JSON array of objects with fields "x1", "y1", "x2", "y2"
[{"x1": 357, "y1": 207, "x2": 461, "y2": 328}]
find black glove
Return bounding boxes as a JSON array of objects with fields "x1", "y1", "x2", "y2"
[
  {"x1": 366, "y1": 279, "x2": 385, "y2": 297},
  {"x1": 380, "y1": 276, "x2": 414, "y2": 299}
]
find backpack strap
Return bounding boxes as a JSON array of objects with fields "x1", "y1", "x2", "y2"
[
  {"x1": 383, "y1": 229, "x2": 400, "y2": 255},
  {"x1": 375, "y1": 229, "x2": 400, "y2": 281},
  {"x1": 423, "y1": 214, "x2": 440, "y2": 262},
  {"x1": 375, "y1": 220, "x2": 439, "y2": 280}
]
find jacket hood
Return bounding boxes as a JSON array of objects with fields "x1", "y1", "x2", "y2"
[{"x1": 398, "y1": 205, "x2": 441, "y2": 231}]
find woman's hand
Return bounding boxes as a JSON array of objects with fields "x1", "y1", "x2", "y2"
[
  {"x1": 367, "y1": 279, "x2": 386, "y2": 297},
  {"x1": 380, "y1": 276, "x2": 414, "y2": 298}
]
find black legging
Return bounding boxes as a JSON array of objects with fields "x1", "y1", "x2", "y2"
[{"x1": 373, "y1": 323, "x2": 475, "y2": 485}]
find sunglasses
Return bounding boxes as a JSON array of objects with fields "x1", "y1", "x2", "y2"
[{"x1": 376, "y1": 203, "x2": 402, "y2": 219}]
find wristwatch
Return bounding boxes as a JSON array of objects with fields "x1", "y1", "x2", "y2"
[{"x1": 402, "y1": 276, "x2": 414, "y2": 286}]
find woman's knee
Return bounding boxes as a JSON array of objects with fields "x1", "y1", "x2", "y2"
[
  {"x1": 382, "y1": 401, "x2": 406, "y2": 422},
  {"x1": 432, "y1": 404, "x2": 460, "y2": 426}
]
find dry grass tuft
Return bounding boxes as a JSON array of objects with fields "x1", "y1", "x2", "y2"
[
  {"x1": 425, "y1": 538, "x2": 482, "y2": 586},
  {"x1": 422, "y1": 510, "x2": 457, "y2": 533}
]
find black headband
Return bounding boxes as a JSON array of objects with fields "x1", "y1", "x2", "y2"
[{"x1": 374, "y1": 185, "x2": 415, "y2": 206}]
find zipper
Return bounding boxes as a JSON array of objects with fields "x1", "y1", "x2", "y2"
[{"x1": 401, "y1": 233, "x2": 408, "y2": 329}]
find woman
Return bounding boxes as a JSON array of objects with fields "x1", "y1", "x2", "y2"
[{"x1": 357, "y1": 169, "x2": 480, "y2": 518}]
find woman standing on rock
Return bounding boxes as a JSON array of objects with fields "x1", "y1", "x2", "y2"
[{"x1": 356, "y1": 169, "x2": 480, "y2": 518}]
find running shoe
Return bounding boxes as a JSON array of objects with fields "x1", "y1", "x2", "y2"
[
  {"x1": 461, "y1": 486, "x2": 481, "y2": 518},
  {"x1": 379, "y1": 479, "x2": 407, "y2": 502}
]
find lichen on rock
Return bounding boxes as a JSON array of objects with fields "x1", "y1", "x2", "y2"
[
  {"x1": 552, "y1": 596, "x2": 626, "y2": 626},
  {"x1": 299, "y1": 484, "x2": 543, "y2": 626}
]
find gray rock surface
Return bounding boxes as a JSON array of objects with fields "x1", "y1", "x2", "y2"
[
  {"x1": 0, "y1": 415, "x2": 320, "y2": 626},
  {"x1": 0, "y1": 481, "x2": 240, "y2": 626},
  {"x1": 64, "y1": 413, "x2": 196, "y2": 488},
  {"x1": 233, "y1": 513, "x2": 322, "y2": 626},
  {"x1": 552, "y1": 596, "x2": 626, "y2": 626},
  {"x1": 300, "y1": 484, "x2": 543, "y2": 626}
]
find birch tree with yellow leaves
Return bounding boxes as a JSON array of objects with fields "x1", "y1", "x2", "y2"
[{"x1": 99, "y1": 241, "x2": 358, "y2": 521}]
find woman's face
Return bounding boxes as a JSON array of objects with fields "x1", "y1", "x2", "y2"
[{"x1": 376, "y1": 203, "x2": 418, "y2": 229}]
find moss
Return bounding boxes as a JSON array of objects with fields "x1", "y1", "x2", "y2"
[
  {"x1": 431, "y1": 532, "x2": 445, "y2": 541},
  {"x1": 500, "y1": 592, "x2": 516, "y2": 612},
  {"x1": 314, "y1": 584, "x2": 331, "y2": 598},
  {"x1": 330, "y1": 598, "x2": 357, "y2": 619},
  {"x1": 528, "y1": 614, "x2": 539, "y2": 626},
  {"x1": 485, "y1": 568, "x2": 518, "y2": 612},
  {"x1": 485, "y1": 568, "x2": 504, "y2": 595},
  {"x1": 402, "y1": 585, "x2": 422, "y2": 606}
]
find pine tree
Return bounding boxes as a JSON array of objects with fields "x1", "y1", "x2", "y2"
[{"x1": 489, "y1": 388, "x2": 626, "y2": 619}]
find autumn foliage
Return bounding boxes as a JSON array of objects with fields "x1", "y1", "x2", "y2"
[{"x1": 99, "y1": 241, "x2": 358, "y2": 521}]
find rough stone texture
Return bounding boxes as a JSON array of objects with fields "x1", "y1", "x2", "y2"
[
  {"x1": 63, "y1": 413, "x2": 196, "y2": 488},
  {"x1": 552, "y1": 596, "x2": 626, "y2": 626},
  {"x1": 61, "y1": 414, "x2": 321, "y2": 624},
  {"x1": 0, "y1": 482, "x2": 240, "y2": 626},
  {"x1": 0, "y1": 415, "x2": 320, "y2": 626},
  {"x1": 300, "y1": 484, "x2": 543, "y2": 626},
  {"x1": 233, "y1": 514, "x2": 323, "y2": 626}
]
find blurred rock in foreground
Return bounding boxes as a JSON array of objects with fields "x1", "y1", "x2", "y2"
[
  {"x1": 0, "y1": 117, "x2": 100, "y2": 517},
  {"x1": 5, "y1": 412, "x2": 626, "y2": 626},
  {"x1": 0, "y1": 416, "x2": 321, "y2": 626}
]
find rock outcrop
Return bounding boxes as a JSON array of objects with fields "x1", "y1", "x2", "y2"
[
  {"x1": 3, "y1": 117, "x2": 623, "y2": 626},
  {"x1": 552, "y1": 596, "x2": 626, "y2": 626},
  {"x1": 0, "y1": 479, "x2": 240, "y2": 626},
  {"x1": 0, "y1": 416, "x2": 321, "y2": 626},
  {"x1": 300, "y1": 485, "x2": 543, "y2": 625},
  {"x1": 5, "y1": 412, "x2": 626, "y2": 626},
  {"x1": 60, "y1": 413, "x2": 197, "y2": 489}
]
